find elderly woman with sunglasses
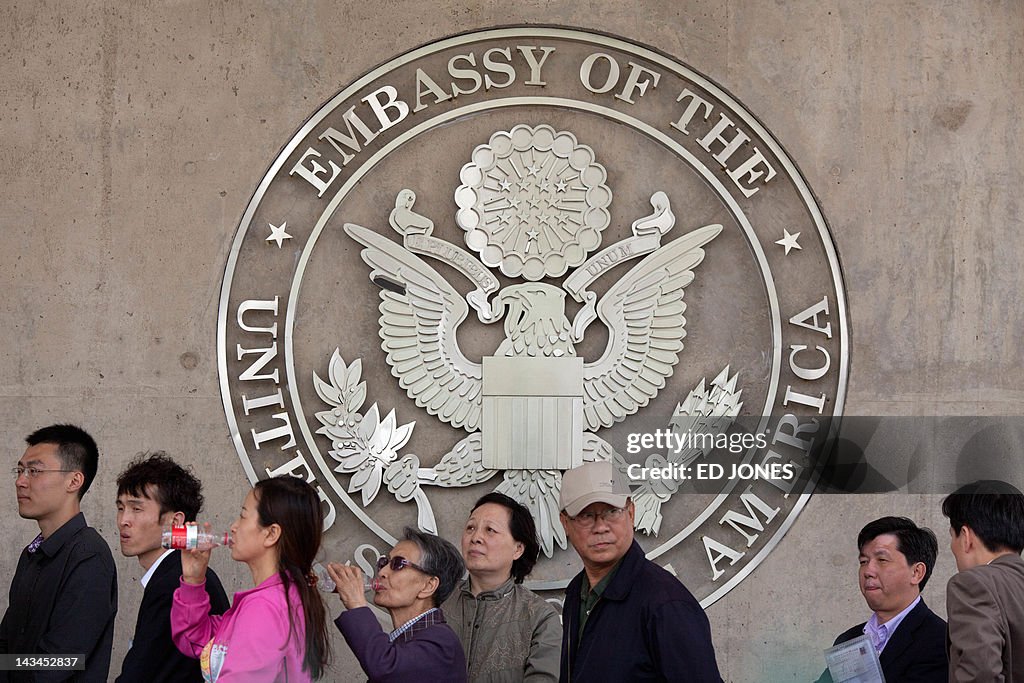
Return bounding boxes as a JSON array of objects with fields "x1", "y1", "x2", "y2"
[{"x1": 328, "y1": 528, "x2": 467, "y2": 683}]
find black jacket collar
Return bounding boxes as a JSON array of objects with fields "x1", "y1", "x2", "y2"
[
  {"x1": 594, "y1": 539, "x2": 643, "y2": 602},
  {"x1": 878, "y1": 598, "x2": 929, "y2": 666},
  {"x1": 38, "y1": 512, "x2": 87, "y2": 558}
]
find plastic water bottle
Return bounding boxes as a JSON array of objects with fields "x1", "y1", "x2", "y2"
[
  {"x1": 311, "y1": 562, "x2": 377, "y2": 593},
  {"x1": 161, "y1": 524, "x2": 232, "y2": 551}
]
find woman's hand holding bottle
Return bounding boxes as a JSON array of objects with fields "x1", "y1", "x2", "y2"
[
  {"x1": 326, "y1": 562, "x2": 372, "y2": 610},
  {"x1": 168, "y1": 522, "x2": 223, "y2": 585}
]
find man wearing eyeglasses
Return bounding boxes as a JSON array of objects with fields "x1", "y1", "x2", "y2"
[
  {"x1": 558, "y1": 460, "x2": 722, "y2": 682},
  {"x1": 0, "y1": 424, "x2": 117, "y2": 682}
]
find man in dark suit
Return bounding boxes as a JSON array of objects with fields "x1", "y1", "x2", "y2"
[
  {"x1": 816, "y1": 516, "x2": 947, "y2": 683},
  {"x1": 115, "y1": 452, "x2": 230, "y2": 683},
  {"x1": 943, "y1": 480, "x2": 1024, "y2": 682}
]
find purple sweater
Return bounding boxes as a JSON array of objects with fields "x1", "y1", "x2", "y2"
[
  {"x1": 172, "y1": 574, "x2": 308, "y2": 682},
  {"x1": 336, "y1": 606, "x2": 467, "y2": 682}
]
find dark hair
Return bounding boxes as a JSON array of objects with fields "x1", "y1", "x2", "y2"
[
  {"x1": 401, "y1": 527, "x2": 465, "y2": 606},
  {"x1": 26, "y1": 424, "x2": 99, "y2": 499},
  {"x1": 857, "y1": 516, "x2": 938, "y2": 591},
  {"x1": 253, "y1": 477, "x2": 331, "y2": 679},
  {"x1": 470, "y1": 492, "x2": 541, "y2": 583},
  {"x1": 116, "y1": 452, "x2": 204, "y2": 521},
  {"x1": 942, "y1": 480, "x2": 1024, "y2": 554}
]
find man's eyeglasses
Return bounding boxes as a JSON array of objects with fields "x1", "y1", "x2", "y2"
[
  {"x1": 568, "y1": 506, "x2": 628, "y2": 528},
  {"x1": 376, "y1": 555, "x2": 429, "y2": 574},
  {"x1": 12, "y1": 466, "x2": 74, "y2": 479}
]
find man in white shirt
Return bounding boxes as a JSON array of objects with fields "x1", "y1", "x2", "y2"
[
  {"x1": 816, "y1": 516, "x2": 947, "y2": 683},
  {"x1": 115, "y1": 452, "x2": 230, "y2": 683}
]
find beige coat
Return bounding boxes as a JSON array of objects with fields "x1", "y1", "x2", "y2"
[{"x1": 443, "y1": 577, "x2": 562, "y2": 683}]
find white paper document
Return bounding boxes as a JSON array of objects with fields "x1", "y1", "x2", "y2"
[{"x1": 824, "y1": 634, "x2": 885, "y2": 683}]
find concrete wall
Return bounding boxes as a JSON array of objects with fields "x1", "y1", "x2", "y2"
[{"x1": 1, "y1": 1, "x2": 1021, "y2": 680}]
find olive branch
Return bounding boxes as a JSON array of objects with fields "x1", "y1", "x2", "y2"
[{"x1": 313, "y1": 350, "x2": 438, "y2": 531}]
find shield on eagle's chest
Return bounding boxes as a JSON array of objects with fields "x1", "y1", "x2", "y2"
[{"x1": 481, "y1": 356, "x2": 584, "y2": 470}]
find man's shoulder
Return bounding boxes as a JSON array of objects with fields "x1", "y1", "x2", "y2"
[
  {"x1": 67, "y1": 524, "x2": 116, "y2": 567},
  {"x1": 834, "y1": 601, "x2": 945, "y2": 646},
  {"x1": 147, "y1": 552, "x2": 185, "y2": 589},
  {"x1": 150, "y1": 552, "x2": 225, "y2": 583},
  {"x1": 949, "y1": 556, "x2": 1024, "y2": 608},
  {"x1": 631, "y1": 556, "x2": 701, "y2": 605},
  {"x1": 962, "y1": 553, "x2": 1024, "y2": 584},
  {"x1": 833, "y1": 622, "x2": 867, "y2": 646},
  {"x1": 948, "y1": 562, "x2": 1005, "y2": 596},
  {"x1": 913, "y1": 599, "x2": 947, "y2": 631},
  {"x1": 147, "y1": 555, "x2": 227, "y2": 606}
]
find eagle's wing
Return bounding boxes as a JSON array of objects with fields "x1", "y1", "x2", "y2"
[
  {"x1": 345, "y1": 224, "x2": 483, "y2": 431},
  {"x1": 582, "y1": 224, "x2": 722, "y2": 431}
]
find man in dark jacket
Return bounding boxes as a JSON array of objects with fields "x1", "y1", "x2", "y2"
[
  {"x1": 558, "y1": 461, "x2": 722, "y2": 682},
  {"x1": 0, "y1": 424, "x2": 118, "y2": 682},
  {"x1": 815, "y1": 516, "x2": 947, "y2": 683},
  {"x1": 114, "y1": 452, "x2": 229, "y2": 682}
]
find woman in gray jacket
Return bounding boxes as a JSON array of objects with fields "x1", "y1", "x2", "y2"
[{"x1": 443, "y1": 492, "x2": 562, "y2": 682}]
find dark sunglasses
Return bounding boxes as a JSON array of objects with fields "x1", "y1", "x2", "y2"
[{"x1": 376, "y1": 554, "x2": 429, "y2": 574}]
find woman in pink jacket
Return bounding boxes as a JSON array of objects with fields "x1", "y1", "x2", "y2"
[{"x1": 171, "y1": 477, "x2": 331, "y2": 682}]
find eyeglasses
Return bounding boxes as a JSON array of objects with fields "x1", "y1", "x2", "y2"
[
  {"x1": 376, "y1": 555, "x2": 429, "y2": 574},
  {"x1": 568, "y1": 506, "x2": 628, "y2": 528},
  {"x1": 13, "y1": 466, "x2": 75, "y2": 479}
]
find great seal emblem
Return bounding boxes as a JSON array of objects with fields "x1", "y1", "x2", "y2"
[{"x1": 218, "y1": 27, "x2": 849, "y2": 605}]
